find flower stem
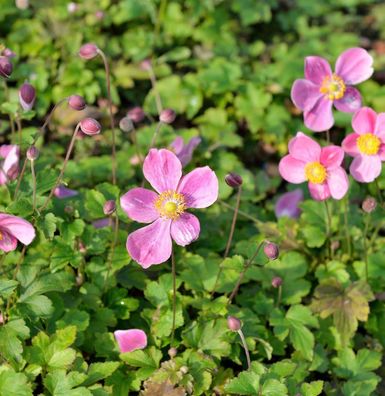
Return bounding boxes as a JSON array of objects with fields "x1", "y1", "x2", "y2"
[
  {"x1": 131, "y1": 123, "x2": 143, "y2": 166},
  {"x1": 148, "y1": 64, "x2": 163, "y2": 115},
  {"x1": 237, "y1": 329, "x2": 251, "y2": 370},
  {"x1": 30, "y1": 160, "x2": 37, "y2": 213},
  {"x1": 15, "y1": 116, "x2": 22, "y2": 147},
  {"x1": 343, "y1": 196, "x2": 352, "y2": 257},
  {"x1": 219, "y1": 199, "x2": 263, "y2": 226},
  {"x1": 39, "y1": 123, "x2": 80, "y2": 212},
  {"x1": 13, "y1": 157, "x2": 28, "y2": 199},
  {"x1": 363, "y1": 213, "x2": 371, "y2": 283},
  {"x1": 324, "y1": 200, "x2": 332, "y2": 259},
  {"x1": 276, "y1": 285, "x2": 282, "y2": 308},
  {"x1": 375, "y1": 179, "x2": 384, "y2": 208},
  {"x1": 150, "y1": 121, "x2": 163, "y2": 149},
  {"x1": 171, "y1": 250, "x2": 177, "y2": 344},
  {"x1": 103, "y1": 215, "x2": 120, "y2": 292},
  {"x1": 97, "y1": 49, "x2": 117, "y2": 185}
]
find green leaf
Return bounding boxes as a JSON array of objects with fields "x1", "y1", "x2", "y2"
[
  {"x1": 0, "y1": 369, "x2": 33, "y2": 396},
  {"x1": 120, "y1": 346, "x2": 162, "y2": 370},
  {"x1": 300, "y1": 381, "x2": 324, "y2": 396},
  {"x1": 82, "y1": 362, "x2": 120, "y2": 386},
  {"x1": 261, "y1": 379, "x2": 288, "y2": 396},
  {"x1": 0, "y1": 279, "x2": 18, "y2": 298},
  {"x1": 225, "y1": 369, "x2": 260, "y2": 395}
]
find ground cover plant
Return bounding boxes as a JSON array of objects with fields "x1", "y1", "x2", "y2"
[{"x1": 3, "y1": 1, "x2": 385, "y2": 395}]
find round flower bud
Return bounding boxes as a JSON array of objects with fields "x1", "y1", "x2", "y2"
[
  {"x1": 264, "y1": 241, "x2": 279, "y2": 260},
  {"x1": 68, "y1": 95, "x2": 86, "y2": 111},
  {"x1": 225, "y1": 173, "x2": 243, "y2": 188},
  {"x1": 127, "y1": 106, "x2": 145, "y2": 123},
  {"x1": 95, "y1": 10, "x2": 104, "y2": 20},
  {"x1": 67, "y1": 2, "x2": 78, "y2": 13},
  {"x1": 19, "y1": 82, "x2": 36, "y2": 111},
  {"x1": 2, "y1": 48, "x2": 15, "y2": 58},
  {"x1": 119, "y1": 117, "x2": 133, "y2": 133},
  {"x1": 159, "y1": 109, "x2": 176, "y2": 124},
  {"x1": 103, "y1": 200, "x2": 116, "y2": 215},
  {"x1": 140, "y1": 59, "x2": 152, "y2": 71},
  {"x1": 168, "y1": 347, "x2": 177, "y2": 358},
  {"x1": 362, "y1": 197, "x2": 377, "y2": 214},
  {"x1": 79, "y1": 43, "x2": 99, "y2": 60},
  {"x1": 227, "y1": 315, "x2": 242, "y2": 332},
  {"x1": 80, "y1": 118, "x2": 101, "y2": 135},
  {"x1": 26, "y1": 146, "x2": 39, "y2": 161},
  {"x1": 0, "y1": 56, "x2": 13, "y2": 79},
  {"x1": 271, "y1": 276, "x2": 282, "y2": 288}
]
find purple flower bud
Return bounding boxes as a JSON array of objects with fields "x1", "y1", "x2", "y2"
[
  {"x1": 264, "y1": 241, "x2": 279, "y2": 260},
  {"x1": 68, "y1": 95, "x2": 86, "y2": 111},
  {"x1": 227, "y1": 316, "x2": 242, "y2": 331},
  {"x1": 159, "y1": 108, "x2": 176, "y2": 124},
  {"x1": 0, "y1": 56, "x2": 13, "y2": 79},
  {"x1": 2, "y1": 48, "x2": 15, "y2": 58},
  {"x1": 271, "y1": 277, "x2": 282, "y2": 288},
  {"x1": 80, "y1": 118, "x2": 101, "y2": 135},
  {"x1": 127, "y1": 106, "x2": 145, "y2": 123},
  {"x1": 225, "y1": 173, "x2": 243, "y2": 188},
  {"x1": 26, "y1": 146, "x2": 39, "y2": 161},
  {"x1": 19, "y1": 82, "x2": 36, "y2": 111},
  {"x1": 362, "y1": 197, "x2": 377, "y2": 214},
  {"x1": 140, "y1": 59, "x2": 152, "y2": 71},
  {"x1": 119, "y1": 117, "x2": 133, "y2": 133},
  {"x1": 103, "y1": 200, "x2": 116, "y2": 215},
  {"x1": 79, "y1": 43, "x2": 99, "y2": 60}
]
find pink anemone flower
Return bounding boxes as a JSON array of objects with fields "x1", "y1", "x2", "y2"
[
  {"x1": 291, "y1": 48, "x2": 373, "y2": 132},
  {"x1": 279, "y1": 132, "x2": 349, "y2": 201},
  {"x1": 0, "y1": 213, "x2": 35, "y2": 252},
  {"x1": 114, "y1": 329, "x2": 147, "y2": 353},
  {"x1": 0, "y1": 145, "x2": 19, "y2": 185},
  {"x1": 120, "y1": 149, "x2": 218, "y2": 268},
  {"x1": 342, "y1": 107, "x2": 385, "y2": 183},
  {"x1": 170, "y1": 136, "x2": 201, "y2": 167},
  {"x1": 275, "y1": 189, "x2": 303, "y2": 219},
  {"x1": 53, "y1": 184, "x2": 78, "y2": 199}
]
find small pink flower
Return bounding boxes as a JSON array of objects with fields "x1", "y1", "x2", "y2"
[
  {"x1": 120, "y1": 149, "x2": 218, "y2": 268},
  {"x1": 0, "y1": 213, "x2": 35, "y2": 252},
  {"x1": 291, "y1": 48, "x2": 373, "y2": 131},
  {"x1": 170, "y1": 136, "x2": 201, "y2": 167},
  {"x1": 342, "y1": 107, "x2": 385, "y2": 183},
  {"x1": 0, "y1": 145, "x2": 19, "y2": 185},
  {"x1": 54, "y1": 185, "x2": 78, "y2": 199},
  {"x1": 275, "y1": 189, "x2": 303, "y2": 219},
  {"x1": 279, "y1": 132, "x2": 348, "y2": 201},
  {"x1": 114, "y1": 329, "x2": 147, "y2": 353}
]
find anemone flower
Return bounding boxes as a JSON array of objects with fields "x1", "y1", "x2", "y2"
[
  {"x1": 53, "y1": 185, "x2": 78, "y2": 199},
  {"x1": 291, "y1": 48, "x2": 373, "y2": 131},
  {"x1": 0, "y1": 213, "x2": 35, "y2": 252},
  {"x1": 170, "y1": 136, "x2": 201, "y2": 167},
  {"x1": 120, "y1": 149, "x2": 218, "y2": 268},
  {"x1": 275, "y1": 189, "x2": 303, "y2": 219},
  {"x1": 0, "y1": 145, "x2": 19, "y2": 185}
]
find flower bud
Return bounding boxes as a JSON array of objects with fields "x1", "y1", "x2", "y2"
[
  {"x1": 19, "y1": 82, "x2": 36, "y2": 111},
  {"x1": 79, "y1": 43, "x2": 99, "y2": 60},
  {"x1": 2, "y1": 48, "x2": 15, "y2": 58},
  {"x1": 127, "y1": 106, "x2": 145, "y2": 123},
  {"x1": 26, "y1": 146, "x2": 39, "y2": 161},
  {"x1": 0, "y1": 56, "x2": 13, "y2": 79},
  {"x1": 80, "y1": 118, "x2": 101, "y2": 135},
  {"x1": 140, "y1": 59, "x2": 152, "y2": 71},
  {"x1": 362, "y1": 197, "x2": 377, "y2": 213},
  {"x1": 15, "y1": 0, "x2": 29, "y2": 9},
  {"x1": 227, "y1": 315, "x2": 242, "y2": 331},
  {"x1": 95, "y1": 10, "x2": 104, "y2": 20},
  {"x1": 160, "y1": 109, "x2": 176, "y2": 124},
  {"x1": 168, "y1": 347, "x2": 177, "y2": 358},
  {"x1": 119, "y1": 117, "x2": 133, "y2": 133},
  {"x1": 0, "y1": 313, "x2": 4, "y2": 325},
  {"x1": 264, "y1": 241, "x2": 279, "y2": 260},
  {"x1": 68, "y1": 95, "x2": 86, "y2": 111},
  {"x1": 67, "y1": 2, "x2": 77, "y2": 13},
  {"x1": 103, "y1": 200, "x2": 116, "y2": 215},
  {"x1": 271, "y1": 276, "x2": 282, "y2": 288},
  {"x1": 225, "y1": 173, "x2": 243, "y2": 188}
]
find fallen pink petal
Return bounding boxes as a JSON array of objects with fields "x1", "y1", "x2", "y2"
[{"x1": 114, "y1": 329, "x2": 147, "y2": 353}]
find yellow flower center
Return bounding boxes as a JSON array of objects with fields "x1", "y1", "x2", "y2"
[
  {"x1": 319, "y1": 74, "x2": 346, "y2": 100},
  {"x1": 357, "y1": 133, "x2": 381, "y2": 156},
  {"x1": 305, "y1": 162, "x2": 327, "y2": 184},
  {"x1": 154, "y1": 190, "x2": 186, "y2": 220}
]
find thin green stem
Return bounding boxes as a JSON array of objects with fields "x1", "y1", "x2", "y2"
[
  {"x1": 103, "y1": 215, "x2": 120, "y2": 292},
  {"x1": 30, "y1": 160, "x2": 37, "y2": 212},
  {"x1": 375, "y1": 179, "x2": 384, "y2": 208},
  {"x1": 237, "y1": 329, "x2": 251, "y2": 370},
  {"x1": 324, "y1": 200, "x2": 332, "y2": 260},
  {"x1": 13, "y1": 158, "x2": 28, "y2": 199},
  {"x1": 343, "y1": 197, "x2": 351, "y2": 257},
  {"x1": 148, "y1": 65, "x2": 163, "y2": 115},
  {"x1": 363, "y1": 213, "x2": 371, "y2": 283},
  {"x1": 150, "y1": 121, "x2": 163, "y2": 149},
  {"x1": 276, "y1": 285, "x2": 282, "y2": 308},
  {"x1": 171, "y1": 250, "x2": 177, "y2": 344}
]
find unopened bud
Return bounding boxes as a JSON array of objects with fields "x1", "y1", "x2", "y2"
[
  {"x1": 79, "y1": 43, "x2": 99, "y2": 60},
  {"x1": 95, "y1": 10, "x2": 104, "y2": 20},
  {"x1": 127, "y1": 106, "x2": 145, "y2": 123},
  {"x1": 225, "y1": 173, "x2": 243, "y2": 188},
  {"x1": 168, "y1": 347, "x2": 177, "y2": 358},
  {"x1": 67, "y1": 2, "x2": 77, "y2": 13},
  {"x1": 227, "y1": 315, "x2": 242, "y2": 331},
  {"x1": 264, "y1": 241, "x2": 279, "y2": 260},
  {"x1": 140, "y1": 59, "x2": 152, "y2": 71},
  {"x1": 119, "y1": 117, "x2": 133, "y2": 132},
  {"x1": 271, "y1": 277, "x2": 282, "y2": 288},
  {"x1": 26, "y1": 146, "x2": 39, "y2": 161},
  {"x1": 80, "y1": 118, "x2": 101, "y2": 135},
  {"x1": 19, "y1": 82, "x2": 36, "y2": 111},
  {"x1": 159, "y1": 109, "x2": 176, "y2": 124},
  {"x1": 0, "y1": 56, "x2": 13, "y2": 79},
  {"x1": 362, "y1": 197, "x2": 377, "y2": 213},
  {"x1": 179, "y1": 366, "x2": 189, "y2": 374},
  {"x1": 2, "y1": 48, "x2": 15, "y2": 58},
  {"x1": 68, "y1": 95, "x2": 86, "y2": 111},
  {"x1": 103, "y1": 200, "x2": 116, "y2": 215}
]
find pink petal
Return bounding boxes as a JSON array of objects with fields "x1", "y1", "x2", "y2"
[
  {"x1": 53, "y1": 185, "x2": 78, "y2": 199},
  {"x1": 0, "y1": 145, "x2": 19, "y2": 184},
  {"x1": 379, "y1": 145, "x2": 385, "y2": 161},
  {"x1": 92, "y1": 218, "x2": 111, "y2": 228},
  {"x1": 177, "y1": 166, "x2": 218, "y2": 208},
  {"x1": 351, "y1": 107, "x2": 376, "y2": 135},
  {"x1": 320, "y1": 145, "x2": 344, "y2": 169},
  {"x1": 177, "y1": 137, "x2": 201, "y2": 167},
  {"x1": 327, "y1": 167, "x2": 349, "y2": 200},
  {"x1": 120, "y1": 188, "x2": 159, "y2": 223},
  {"x1": 304, "y1": 56, "x2": 332, "y2": 85},
  {"x1": 350, "y1": 155, "x2": 382, "y2": 183},
  {"x1": 304, "y1": 96, "x2": 334, "y2": 132},
  {"x1": 342, "y1": 133, "x2": 360, "y2": 158},
  {"x1": 0, "y1": 214, "x2": 35, "y2": 245},
  {"x1": 143, "y1": 149, "x2": 182, "y2": 194},
  {"x1": 114, "y1": 329, "x2": 147, "y2": 353},
  {"x1": 334, "y1": 86, "x2": 362, "y2": 113},
  {"x1": 335, "y1": 47, "x2": 373, "y2": 85},
  {"x1": 126, "y1": 218, "x2": 172, "y2": 268},
  {"x1": 275, "y1": 189, "x2": 303, "y2": 219},
  {"x1": 308, "y1": 182, "x2": 331, "y2": 201},
  {"x1": 288, "y1": 132, "x2": 321, "y2": 162},
  {"x1": 278, "y1": 155, "x2": 306, "y2": 184},
  {"x1": 374, "y1": 113, "x2": 385, "y2": 141},
  {"x1": 171, "y1": 213, "x2": 200, "y2": 246},
  {"x1": 170, "y1": 137, "x2": 184, "y2": 154},
  {"x1": 291, "y1": 79, "x2": 322, "y2": 111},
  {"x1": 0, "y1": 230, "x2": 18, "y2": 252},
  {"x1": 0, "y1": 144, "x2": 18, "y2": 158}
]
